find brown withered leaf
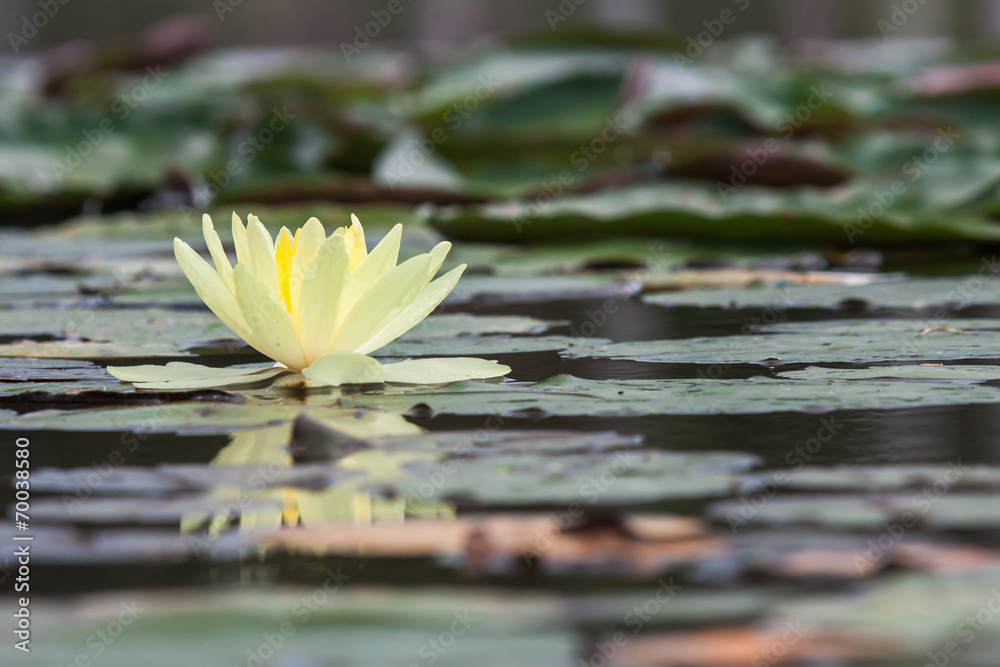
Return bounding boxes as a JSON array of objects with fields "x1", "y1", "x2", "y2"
[
  {"x1": 261, "y1": 514, "x2": 720, "y2": 577},
  {"x1": 612, "y1": 626, "x2": 897, "y2": 666}
]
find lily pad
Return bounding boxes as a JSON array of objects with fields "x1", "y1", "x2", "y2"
[
  {"x1": 776, "y1": 364, "x2": 1000, "y2": 381},
  {"x1": 562, "y1": 319, "x2": 1000, "y2": 365},
  {"x1": 338, "y1": 374, "x2": 1000, "y2": 417},
  {"x1": 644, "y1": 275, "x2": 1000, "y2": 309}
]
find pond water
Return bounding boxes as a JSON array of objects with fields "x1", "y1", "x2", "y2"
[{"x1": 4, "y1": 272, "x2": 1000, "y2": 666}]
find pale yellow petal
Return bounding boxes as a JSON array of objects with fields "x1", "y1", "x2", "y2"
[
  {"x1": 247, "y1": 214, "x2": 279, "y2": 299},
  {"x1": 232, "y1": 262, "x2": 308, "y2": 370},
  {"x1": 344, "y1": 213, "x2": 368, "y2": 270},
  {"x1": 381, "y1": 357, "x2": 510, "y2": 384},
  {"x1": 289, "y1": 217, "x2": 327, "y2": 323},
  {"x1": 354, "y1": 264, "x2": 465, "y2": 355},
  {"x1": 173, "y1": 238, "x2": 260, "y2": 348},
  {"x1": 331, "y1": 254, "x2": 432, "y2": 354},
  {"x1": 301, "y1": 352, "x2": 384, "y2": 386},
  {"x1": 425, "y1": 241, "x2": 451, "y2": 281},
  {"x1": 231, "y1": 212, "x2": 250, "y2": 265},
  {"x1": 202, "y1": 214, "x2": 235, "y2": 294},
  {"x1": 337, "y1": 224, "x2": 402, "y2": 322},
  {"x1": 296, "y1": 234, "x2": 350, "y2": 364}
]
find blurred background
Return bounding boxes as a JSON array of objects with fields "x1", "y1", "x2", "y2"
[{"x1": 2, "y1": 0, "x2": 999, "y2": 51}]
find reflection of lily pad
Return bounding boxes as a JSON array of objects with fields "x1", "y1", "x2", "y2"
[
  {"x1": 400, "y1": 450, "x2": 758, "y2": 506},
  {"x1": 1, "y1": 403, "x2": 393, "y2": 435}
]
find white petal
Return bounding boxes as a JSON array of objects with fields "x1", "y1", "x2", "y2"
[
  {"x1": 289, "y1": 216, "x2": 327, "y2": 321},
  {"x1": 381, "y1": 357, "x2": 511, "y2": 384},
  {"x1": 296, "y1": 233, "x2": 351, "y2": 364},
  {"x1": 233, "y1": 262, "x2": 308, "y2": 370},
  {"x1": 231, "y1": 212, "x2": 250, "y2": 265},
  {"x1": 301, "y1": 352, "x2": 384, "y2": 386},
  {"x1": 173, "y1": 238, "x2": 260, "y2": 348},
  {"x1": 355, "y1": 264, "x2": 465, "y2": 355},
  {"x1": 247, "y1": 214, "x2": 279, "y2": 299},
  {"x1": 337, "y1": 224, "x2": 402, "y2": 321},
  {"x1": 202, "y1": 214, "x2": 235, "y2": 294},
  {"x1": 332, "y1": 254, "x2": 432, "y2": 354}
]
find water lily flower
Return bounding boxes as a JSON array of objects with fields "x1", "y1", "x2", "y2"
[{"x1": 108, "y1": 213, "x2": 510, "y2": 390}]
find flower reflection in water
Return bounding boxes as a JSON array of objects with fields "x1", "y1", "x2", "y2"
[{"x1": 182, "y1": 412, "x2": 455, "y2": 541}]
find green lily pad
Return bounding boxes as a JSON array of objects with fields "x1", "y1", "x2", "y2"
[
  {"x1": 0, "y1": 589, "x2": 576, "y2": 667},
  {"x1": 712, "y1": 493, "x2": 1000, "y2": 530},
  {"x1": 429, "y1": 183, "x2": 1000, "y2": 245},
  {"x1": 339, "y1": 374, "x2": 1000, "y2": 417},
  {"x1": 380, "y1": 335, "x2": 608, "y2": 358},
  {"x1": 563, "y1": 319, "x2": 1000, "y2": 365},
  {"x1": 776, "y1": 364, "x2": 1000, "y2": 381},
  {"x1": 644, "y1": 275, "x2": 1000, "y2": 309},
  {"x1": 748, "y1": 464, "x2": 1000, "y2": 493}
]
